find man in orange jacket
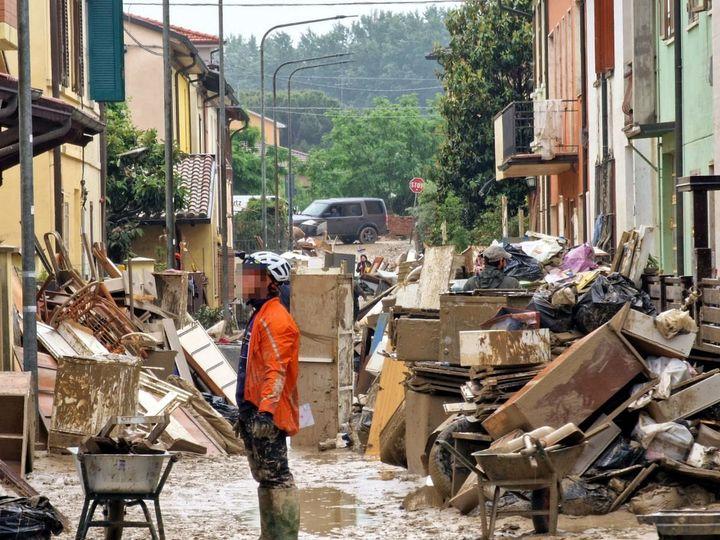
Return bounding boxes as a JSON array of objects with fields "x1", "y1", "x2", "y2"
[{"x1": 234, "y1": 251, "x2": 300, "y2": 539}]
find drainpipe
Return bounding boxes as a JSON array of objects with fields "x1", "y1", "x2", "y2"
[
  {"x1": 579, "y1": 0, "x2": 588, "y2": 241},
  {"x1": 543, "y1": 0, "x2": 551, "y2": 233},
  {"x1": 99, "y1": 103, "x2": 107, "y2": 245},
  {"x1": 173, "y1": 53, "x2": 198, "y2": 146},
  {"x1": 50, "y1": 0, "x2": 63, "y2": 234},
  {"x1": 674, "y1": 0, "x2": 684, "y2": 274}
]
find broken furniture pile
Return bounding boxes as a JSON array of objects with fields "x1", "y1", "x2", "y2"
[
  {"x1": 2, "y1": 233, "x2": 242, "y2": 491},
  {"x1": 346, "y1": 231, "x2": 720, "y2": 531}
]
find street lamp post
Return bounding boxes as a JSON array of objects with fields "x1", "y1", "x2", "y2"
[
  {"x1": 259, "y1": 15, "x2": 354, "y2": 247},
  {"x1": 287, "y1": 59, "x2": 352, "y2": 250},
  {"x1": 271, "y1": 52, "x2": 351, "y2": 246}
]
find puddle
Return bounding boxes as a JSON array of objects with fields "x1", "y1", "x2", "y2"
[{"x1": 299, "y1": 486, "x2": 372, "y2": 534}]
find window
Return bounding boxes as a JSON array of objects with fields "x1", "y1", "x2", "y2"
[
  {"x1": 661, "y1": 0, "x2": 675, "y2": 39},
  {"x1": 366, "y1": 200, "x2": 385, "y2": 215},
  {"x1": 340, "y1": 204, "x2": 362, "y2": 217},
  {"x1": 688, "y1": 0, "x2": 711, "y2": 23}
]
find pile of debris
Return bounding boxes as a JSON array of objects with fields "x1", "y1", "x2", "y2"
[
  {"x1": 346, "y1": 227, "x2": 720, "y2": 529},
  {"x1": 1, "y1": 232, "x2": 243, "y2": 500}
]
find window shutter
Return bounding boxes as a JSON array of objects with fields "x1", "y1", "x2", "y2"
[
  {"x1": 60, "y1": 0, "x2": 70, "y2": 87},
  {"x1": 87, "y1": 0, "x2": 125, "y2": 102},
  {"x1": 71, "y1": 0, "x2": 84, "y2": 95}
]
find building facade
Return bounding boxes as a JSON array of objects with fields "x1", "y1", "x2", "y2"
[{"x1": 0, "y1": 1, "x2": 103, "y2": 274}]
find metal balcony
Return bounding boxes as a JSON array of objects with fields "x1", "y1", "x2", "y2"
[{"x1": 494, "y1": 100, "x2": 579, "y2": 180}]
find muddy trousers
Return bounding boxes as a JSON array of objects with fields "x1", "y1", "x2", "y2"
[{"x1": 238, "y1": 408, "x2": 299, "y2": 540}]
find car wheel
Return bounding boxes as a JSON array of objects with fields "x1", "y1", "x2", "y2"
[{"x1": 358, "y1": 226, "x2": 378, "y2": 244}]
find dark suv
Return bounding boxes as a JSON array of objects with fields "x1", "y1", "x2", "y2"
[{"x1": 293, "y1": 198, "x2": 389, "y2": 244}]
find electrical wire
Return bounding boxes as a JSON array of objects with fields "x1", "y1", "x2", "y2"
[
  {"x1": 288, "y1": 74, "x2": 440, "y2": 81},
  {"x1": 125, "y1": 0, "x2": 462, "y2": 5}
]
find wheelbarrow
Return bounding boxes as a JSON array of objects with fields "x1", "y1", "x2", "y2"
[
  {"x1": 70, "y1": 416, "x2": 179, "y2": 540},
  {"x1": 437, "y1": 439, "x2": 584, "y2": 539}
]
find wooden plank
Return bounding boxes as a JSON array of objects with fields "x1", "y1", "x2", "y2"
[
  {"x1": 701, "y1": 325, "x2": 720, "y2": 345},
  {"x1": 417, "y1": 246, "x2": 455, "y2": 310},
  {"x1": 622, "y1": 309, "x2": 696, "y2": 358},
  {"x1": 36, "y1": 321, "x2": 77, "y2": 359},
  {"x1": 162, "y1": 318, "x2": 193, "y2": 382},
  {"x1": 702, "y1": 287, "x2": 720, "y2": 306},
  {"x1": 178, "y1": 320, "x2": 237, "y2": 405},
  {"x1": 701, "y1": 306, "x2": 720, "y2": 325},
  {"x1": 648, "y1": 373, "x2": 720, "y2": 422},
  {"x1": 366, "y1": 358, "x2": 409, "y2": 456},
  {"x1": 0, "y1": 373, "x2": 31, "y2": 478},
  {"x1": 459, "y1": 329, "x2": 551, "y2": 367},
  {"x1": 571, "y1": 415, "x2": 621, "y2": 476},
  {"x1": 609, "y1": 463, "x2": 658, "y2": 512},
  {"x1": 57, "y1": 321, "x2": 109, "y2": 356}
]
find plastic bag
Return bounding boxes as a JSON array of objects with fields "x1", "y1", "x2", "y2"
[
  {"x1": 519, "y1": 237, "x2": 564, "y2": 264},
  {"x1": 561, "y1": 243, "x2": 597, "y2": 273},
  {"x1": 0, "y1": 496, "x2": 64, "y2": 539},
  {"x1": 646, "y1": 356, "x2": 697, "y2": 400},
  {"x1": 591, "y1": 437, "x2": 644, "y2": 471},
  {"x1": 632, "y1": 413, "x2": 694, "y2": 461},
  {"x1": 655, "y1": 309, "x2": 699, "y2": 339},
  {"x1": 561, "y1": 479, "x2": 615, "y2": 516},
  {"x1": 528, "y1": 291, "x2": 574, "y2": 333},
  {"x1": 573, "y1": 273, "x2": 657, "y2": 334},
  {"x1": 501, "y1": 242, "x2": 544, "y2": 282}
]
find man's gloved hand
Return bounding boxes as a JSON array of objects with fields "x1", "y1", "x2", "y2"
[{"x1": 251, "y1": 411, "x2": 277, "y2": 439}]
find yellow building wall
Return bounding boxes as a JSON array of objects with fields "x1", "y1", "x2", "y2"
[
  {"x1": 0, "y1": 1, "x2": 102, "y2": 274},
  {"x1": 131, "y1": 222, "x2": 219, "y2": 308},
  {"x1": 247, "y1": 113, "x2": 283, "y2": 146},
  {"x1": 177, "y1": 74, "x2": 192, "y2": 153}
]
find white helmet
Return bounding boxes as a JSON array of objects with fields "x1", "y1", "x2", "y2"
[{"x1": 247, "y1": 251, "x2": 291, "y2": 283}]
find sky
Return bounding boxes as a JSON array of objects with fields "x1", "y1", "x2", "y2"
[{"x1": 123, "y1": 0, "x2": 462, "y2": 41}]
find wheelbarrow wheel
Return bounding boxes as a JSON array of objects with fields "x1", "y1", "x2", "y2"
[
  {"x1": 105, "y1": 500, "x2": 124, "y2": 540},
  {"x1": 531, "y1": 488, "x2": 550, "y2": 534}
]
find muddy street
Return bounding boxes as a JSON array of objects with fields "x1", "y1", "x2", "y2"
[{"x1": 26, "y1": 449, "x2": 657, "y2": 539}]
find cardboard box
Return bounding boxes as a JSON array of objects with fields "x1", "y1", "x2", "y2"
[
  {"x1": 482, "y1": 309, "x2": 648, "y2": 439},
  {"x1": 459, "y1": 328, "x2": 551, "y2": 367},
  {"x1": 404, "y1": 390, "x2": 455, "y2": 475}
]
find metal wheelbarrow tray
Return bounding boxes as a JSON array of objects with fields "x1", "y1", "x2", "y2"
[
  {"x1": 638, "y1": 510, "x2": 720, "y2": 539},
  {"x1": 473, "y1": 444, "x2": 585, "y2": 488}
]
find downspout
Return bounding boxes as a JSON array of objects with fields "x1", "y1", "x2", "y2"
[
  {"x1": 99, "y1": 103, "x2": 107, "y2": 245},
  {"x1": 50, "y1": 0, "x2": 63, "y2": 234},
  {"x1": 579, "y1": 0, "x2": 588, "y2": 241},
  {"x1": 674, "y1": 0, "x2": 684, "y2": 274},
  {"x1": 543, "y1": 0, "x2": 551, "y2": 233},
  {"x1": 0, "y1": 119, "x2": 73, "y2": 158},
  {"x1": 173, "y1": 53, "x2": 198, "y2": 146}
]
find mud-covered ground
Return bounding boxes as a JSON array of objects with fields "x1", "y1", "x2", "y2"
[{"x1": 22, "y1": 448, "x2": 659, "y2": 539}]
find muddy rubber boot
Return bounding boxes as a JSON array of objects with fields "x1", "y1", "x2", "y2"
[{"x1": 258, "y1": 486, "x2": 300, "y2": 540}]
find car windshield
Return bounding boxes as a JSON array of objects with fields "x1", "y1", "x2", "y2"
[{"x1": 302, "y1": 202, "x2": 328, "y2": 217}]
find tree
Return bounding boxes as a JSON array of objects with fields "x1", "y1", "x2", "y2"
[
  {"x1": 305, "y1": 95, "x2": 440, "y2": 214},
  {"x1": 434, "y1": 0, "x2": 533, "y2": 229},
  {"x1": 238, "y1": 90, "x2": 340, "y2": 152},
  {"x1": 105, "y1": 103, "x2": 186, "y2": 261}
]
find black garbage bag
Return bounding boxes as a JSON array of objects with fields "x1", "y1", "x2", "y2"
[
  {"x1": 591, "y1": 437, "x2": 645, "y2": 472},
  {"x1": 561, "y1": 479, "x2": 615, "y2": 515},
  {"x1": 0, "y1": 496, "x2": 64, "y2": 539},
  {"x1": 527, "y1": 291, "x2": 574, "y2": 333},
  {"x1": 203, "y1": 393, "x2": 239, "y2": 424},
  {"x1": 501, "y1": 242, "x2": 544, "y2": 282},
  {"x1": 573, "y1": 273, "x2": 657, "y2": 334}
]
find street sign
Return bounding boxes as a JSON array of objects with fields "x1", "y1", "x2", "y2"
[{"x1": 409, "y1": 177, "x2": 425, "y2": 194}]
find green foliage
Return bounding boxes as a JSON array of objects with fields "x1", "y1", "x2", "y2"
[
  {"x1": 305, "y1": 95, "x2": 440, "y2": 215},
  {"x1": 194, "y1": 305, "x2": 224, "y2": 329},
  {"x1": 238, "y1": 90, "x2": 340, "y2": 152},
  {"x1": 105, "y1": 103, "x2": 187, "y2": 262},
  {"x1": 226, "y1": 8, "x2": 448, "y2": 109},
  {"x1": 433, "y1": 0, "x2": 533, "y2": 229},
  {"x1": 413, "y1": 180, "x2": 471, "y2": 249},
  {"x1": 233, "y1": 198, "x2": 289, "y2": 251}
]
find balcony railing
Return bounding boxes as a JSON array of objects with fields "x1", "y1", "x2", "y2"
[{"x1": 494, "y1": 99, "x2": 579, "y2": 179}]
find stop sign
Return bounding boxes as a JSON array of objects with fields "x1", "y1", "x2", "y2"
[{"x1": 409, "y1": 177, "x2": 424, "y2": 194}]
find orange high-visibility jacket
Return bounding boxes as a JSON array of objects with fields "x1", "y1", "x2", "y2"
[{"x1": 244, "y1": 297, "x2": 300, "y2": 435}]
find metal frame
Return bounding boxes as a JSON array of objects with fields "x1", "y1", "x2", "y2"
[{"x1": 75, "y1": 453, "x2": 178, "y2": 540}]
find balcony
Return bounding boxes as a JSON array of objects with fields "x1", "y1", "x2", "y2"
[{"x1": 494, "y1": 100, "x2": 579, "y2": 180}]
